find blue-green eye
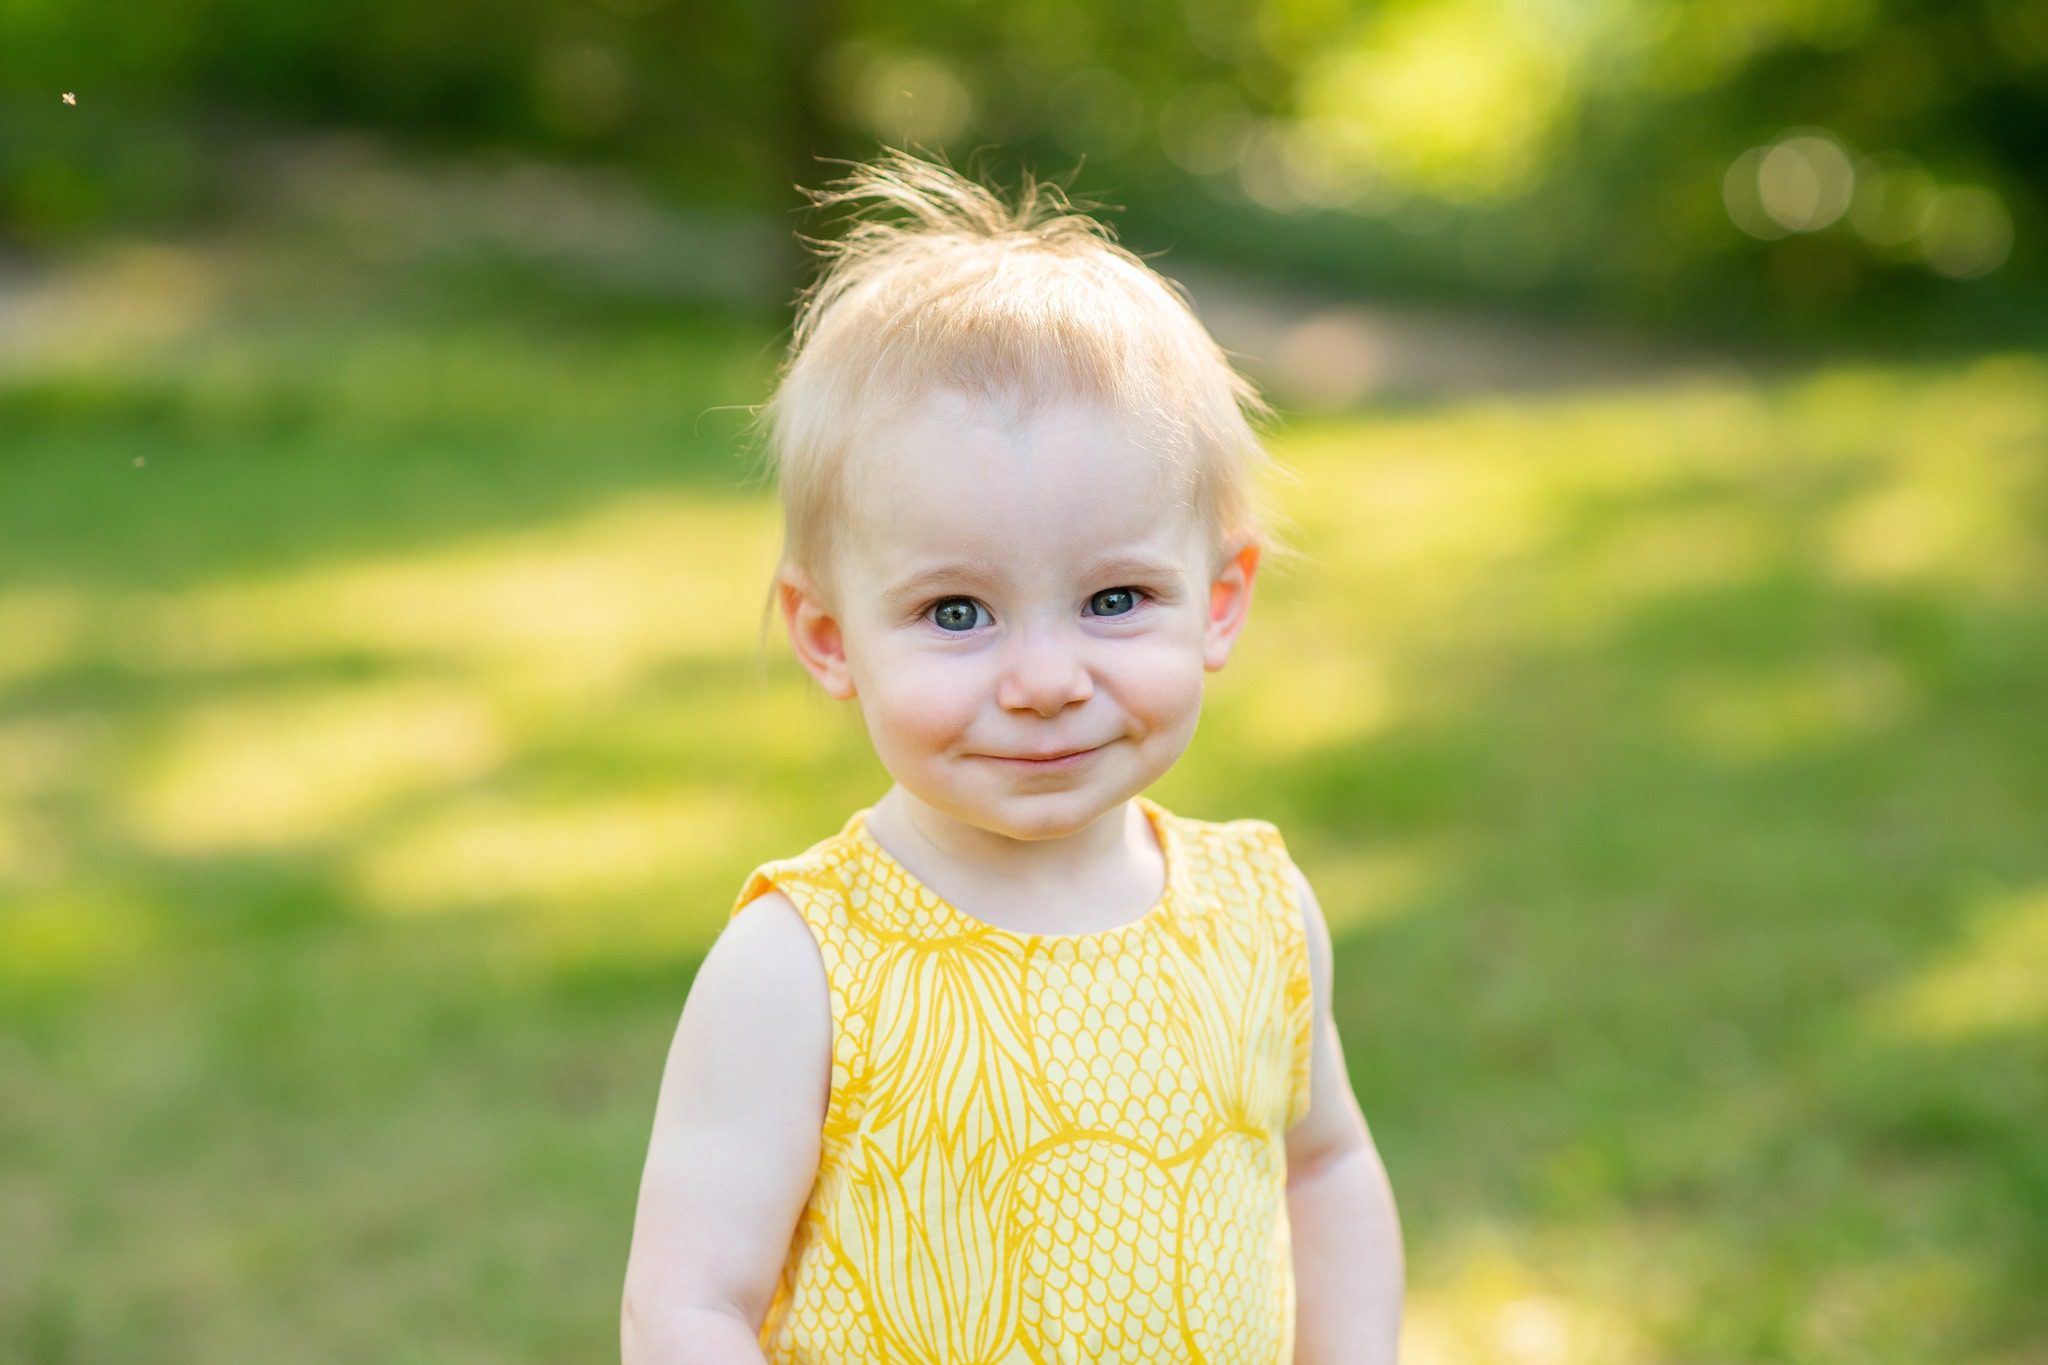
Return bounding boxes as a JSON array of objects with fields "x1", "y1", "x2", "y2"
[
  {"x1": 1091, "y1": 587, "x2": 1142, "y2": 617},
  {"x1": 929, "y1": 597, "x2": 986, "y2": 633}
]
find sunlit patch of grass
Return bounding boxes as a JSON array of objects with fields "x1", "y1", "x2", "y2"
[
  {"x1": 1232, "y1": 639, "x2": 1396, "y2": 756},
  {"x1": 1867, "y1": 885, "x2": 2048, "y2": 1041},
  {"x1": 1662, "y1": 653, "x2": 1915, "y2": 763},
  {"x1": 1545, "y1": 501, "x2": 1774, "y2": 631},
  {"x1": 1813, "y1": 357, "x2": 2047, "y2": 599},
  {"x1": 0, "y1": 589, "x2": 89, "y2": 685},
  {"x1": 1303, "y1": 843, "x2": 1446, "y2": 939},
  {"x1": 1825, "y1": 475, "x2": 2035, "y2": 594},
  {"x1": 0, "y1": 886, "x2": 158, "y2": 994},
  {"x1": 11, "y1": 498, "x2": 780, "y2": 696},
  {"x1": 1278, "y1": 418, "x2": 1554, "y2": 640},
  {"x1": 127, "y1": 680, "x2": 509, "y2": 854},
  {"x1": 1402, "y1": 1224, "x2": 1665, "y2": 1364},
  {"x1": 173, "y1": 498, "x2": 777, "y2": 689},
  {"x1": 1790, "y1": 1251, "x2": 1982, "y2": 1361},
  {"x1": 0, "y1": 710, "x2": 95, "y2": 810},
  {"x1": 351, "y1": 785, "x2": 766, "y2": 918},
  {"x1": 0, "y1": 711, "x2": 115, "y2": 890}
]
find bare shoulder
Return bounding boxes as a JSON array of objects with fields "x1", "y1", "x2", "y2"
[
  {"x1": 621, "y1": 887, "x2": 832, "y2": 1347},
  {"x1": 714, "y1": 888, "x2": 829, "y2": 1001},
  {"x1": 678, "y1": 887, "x2": 833, "y2": 1125}
]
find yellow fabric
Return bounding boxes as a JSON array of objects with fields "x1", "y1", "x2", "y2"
[{"x1": 728, "y1": 794, "x2": 1315, "y2": 1365}]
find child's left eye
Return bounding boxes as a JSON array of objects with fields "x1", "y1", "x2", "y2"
[{"x1": 1090, "y1": 587, "x2": 1147, "y2": 618}]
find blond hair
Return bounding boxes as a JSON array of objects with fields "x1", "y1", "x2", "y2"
[{"x1": 746, "y1": 147, "x2": 1300, "y2": 657}]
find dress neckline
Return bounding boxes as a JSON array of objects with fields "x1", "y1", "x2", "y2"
[{"x1": 845, "y1": 794, "x2": 1180, "y2": 947}]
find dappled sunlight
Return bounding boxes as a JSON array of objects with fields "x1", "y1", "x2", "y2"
[
  {"x1": 130, "y1": 497, "x2": 777, "y2": 697},
  {"x1": 1403, "y1": 1226, "x2": 1661, "y2": 1364},
  {"x1": 1820, "y1": 355, "x2": 2047, "y2": 595},
  {"x1": 1402, "y1": 1214, "x2": 1977, "y2": 1362},
  {"x1": 0, "y1": 712, "x2": 116, "y2": 887},
  {"x1": 350, "y1": 785, "x2": 765, "y2": 919},
  {"x1": 1663, "y1": 653, "x2": 1914, "y2": 763},
  {"x1": 0, "y1": 498, "x2": 782, "y2": 702},
  {"x1": 1276, "y1": 425, "x2": 1551, "y2": 637},
  {"x1": 0, "y1": 815, "x2": 34, "y2": 885},
  {"x1": 1289, "y1": 429, "x2": 1545, "y2": 566},
  {"x1": 0, "y1": 0, "x2": 2041, "y2": 1334},
  {"x1": 1249, "y1": 358, "x2": 2042, "y2": 1357},
  {"x1": 0, "y1": 588, "x2": 89, "y2": 687},
  {"x1": 1274, "y1": 361, "x2": 2047, "y2": 672},
  {"x1": 1825, "y1": 473, "x2": 2037, "y2": 596},
  {"x1": 1790, "y1": 1251, "x2": 1979, "y2": 1359},
  {"x1": 0, "y1": 885, "x2": 157, "y2": 992},
  {"x1": 0, "y1": 709, "x2": 102, "y2": 809},
  {"x1": 1865, "y1": 884, "x2": 2048, "y2": 1041},
  {"x1": 1232, "y1": 642, "x2": 1395, "y2": 757},
  {"x1": 6, "y1": 230, "x2": 2044, "y2": 1362},
  {"x1": 126, "y1": 680, "x2": 508, "y2": 854},
  {"x1": 1307, "y1": 839, "x2": 1444, "y2": 937},
  {"x1": 1543, "y1": 502, "x2": 1773, "y2": 637},
  {"x1": 1272, "y1": 380, "x2": 1788, "y2": 646},
  {"x1": 6, "y1": 470, "x2": 813, "y2": 866},
  {"x1": 593, "y1": 671, "x2": 850, "y2": 773}
]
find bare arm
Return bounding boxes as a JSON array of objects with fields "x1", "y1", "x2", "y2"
[
  {"x1": 621, "y1": 891, "x2": 832, "y2": 1364},
  {"x1": 1284, "y1": 863, "x2": 1404, "y2": 1364}
]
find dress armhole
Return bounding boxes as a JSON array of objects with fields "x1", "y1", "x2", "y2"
[
  {"x1": 1246, "y1": 821, "x2": 1315, "y2": 1132},
  {"x1": 731, "y1": 863, "x2": 788, "y2": 922}
]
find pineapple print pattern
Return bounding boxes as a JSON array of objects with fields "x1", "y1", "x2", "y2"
[{"x1": 729, "y1": 795, "x2": 1315, "y2": 1365}]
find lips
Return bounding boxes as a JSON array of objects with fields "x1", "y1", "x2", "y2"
[{"x1": 997, "y1": 745, "x2": 1098, "y2": 761}]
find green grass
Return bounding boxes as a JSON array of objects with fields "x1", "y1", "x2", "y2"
[{"x1": 2, "y1": 233, "x2": 2045, "y2": 1363}]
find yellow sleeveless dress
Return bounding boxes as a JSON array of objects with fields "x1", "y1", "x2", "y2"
[{"x1": 728, "y1": 793, "x2": 1314, "y2": 1365}]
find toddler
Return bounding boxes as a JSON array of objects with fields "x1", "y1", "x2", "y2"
[{"x1": 622, "y1": 149, "x2": 1403, "y2": 1364}]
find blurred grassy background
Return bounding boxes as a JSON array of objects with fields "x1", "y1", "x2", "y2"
[{"x1": 4, "y1": 1, "x2": 2047, "y2": 1361}]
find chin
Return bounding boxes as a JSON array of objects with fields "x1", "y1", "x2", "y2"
[
  {"x1": 988, "y1": 786, "x2": 1133, "y2": 836},
  {"x1": 901, "y1": 780, "x2": 1067, "y2": 833}
]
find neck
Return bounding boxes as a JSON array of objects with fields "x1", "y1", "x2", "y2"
[{"x1": 869, "y1": 785, "x2": 1156, "y2": 898}]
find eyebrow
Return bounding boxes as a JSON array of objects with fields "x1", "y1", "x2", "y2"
[{"x1": 884, "y1": 554, "x2": 1184, "y2": 601}]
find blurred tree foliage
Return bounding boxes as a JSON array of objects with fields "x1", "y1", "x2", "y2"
[{"x1": 4, "y1": 0, "x2": 2043, "y2": 335}]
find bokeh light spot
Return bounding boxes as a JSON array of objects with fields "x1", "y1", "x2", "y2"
[
  {"x1": 1757, "y1": 131, "x2": 1855, "y2": 232},
  {"x1": 1918, "y1": 184, "x2": 2013, "y2": 280}
]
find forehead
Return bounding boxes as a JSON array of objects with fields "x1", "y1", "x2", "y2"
[{"x1": 846, "y1": 388, "x2": 1195, "y2": 578}]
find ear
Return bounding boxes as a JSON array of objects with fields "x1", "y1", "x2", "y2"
[
  {"x1": 1203, "y1": 541, "x2": 1260, "y2": 672},
  {"x1": 779, "y1": 566, "x2": 857, "y2": 701}
]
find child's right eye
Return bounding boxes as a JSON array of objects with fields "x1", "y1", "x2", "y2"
[{"x1": 928, "y1": 597, "x2": 986, "y2": 633}]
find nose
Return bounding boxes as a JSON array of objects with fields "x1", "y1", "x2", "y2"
[{"x1": 994, "y1": 618, "x2": 1093, "y2": 717}]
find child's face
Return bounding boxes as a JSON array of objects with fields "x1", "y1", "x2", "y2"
[{"x1": 781, "y1": 387, "x2": 1259, "y2": 838}]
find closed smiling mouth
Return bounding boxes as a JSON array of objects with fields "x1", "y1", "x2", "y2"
[{"x1": 986, "y1": 744, "x2": 1103, "y2": 763}]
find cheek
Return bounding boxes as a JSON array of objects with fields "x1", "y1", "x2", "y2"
[
  {"x1": 855, "y1": 644, "x2": 981, "y2": 745},
  {"x1": 1109, "y1": 635, "x2": 1206, "y2": 723}
]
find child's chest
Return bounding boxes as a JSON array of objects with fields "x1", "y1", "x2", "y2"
[{"x1": 830, "y1": 918, "x2": 1299, "y2": 1159}]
